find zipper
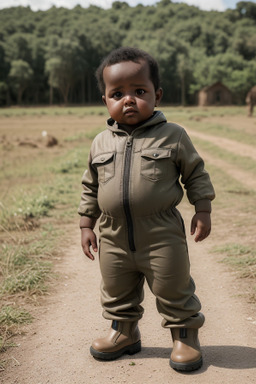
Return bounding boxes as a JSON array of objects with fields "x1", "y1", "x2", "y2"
[{"x1": 123, "y1": 136, "x2": 136, "y2": 252}]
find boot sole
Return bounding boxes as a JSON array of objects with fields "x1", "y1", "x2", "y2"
[
  {"x1": 169, "y1": 356, "x2": 203, "y2": 372},
  {"x1": 90, "y1": 340, "x2": 141, "y2": 361}
]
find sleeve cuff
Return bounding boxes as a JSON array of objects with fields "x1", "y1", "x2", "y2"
[{"x1": 195, "y1": 199, "x2": 212, "y2": 213}]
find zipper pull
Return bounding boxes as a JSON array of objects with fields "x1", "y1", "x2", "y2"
[{"x1": 127, "y1": 136, "x2": 133, "y2": 146}]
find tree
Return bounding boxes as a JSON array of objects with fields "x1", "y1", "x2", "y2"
[
  {"x1": 0, "y1": 82, "x2": 8, "y2": 106},
  {"x1": 45, "y1": 37, "x2": 85, "y2": 104},
  {"x1": 231, "y1": 23, "x2": 256, "y2": 60},
  {"x1": 226, "y1": 61, "x2": 256, "y2": 103},
  {"x1": 237, "y1": 1, "x2": 256, "y2": 19},
  {"x1": 177, "y1": 53, "x2": 192, "y2": 106},
  {"x1": 4, "y1": 33, "x2": 32, "y2": 63},
  {"x1": 8, "y1": 59, "x2": 33, "y2": 104},
  {"x1": 1, "y1": 3, "x2": 256, "y2": 106}
]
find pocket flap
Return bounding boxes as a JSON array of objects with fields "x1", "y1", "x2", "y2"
[
  {"x1": 141, "y1": 148, "x2": 171, "y2": 160},
  {"x1": 92, "y1": 152, "x2": 114, "y2": 165}
]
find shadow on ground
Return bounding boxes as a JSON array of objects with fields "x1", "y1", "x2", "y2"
[{"x1": 94, "y1": 345, "x2": 256, "y2": 373}]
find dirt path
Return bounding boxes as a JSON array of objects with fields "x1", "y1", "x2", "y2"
[{"x1": 1, "y1": 209, "x2": 256, "y2": 384}]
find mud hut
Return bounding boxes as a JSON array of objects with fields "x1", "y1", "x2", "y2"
[{"x1": 198, "y1": 82, "x2": 232, "y2": 106}]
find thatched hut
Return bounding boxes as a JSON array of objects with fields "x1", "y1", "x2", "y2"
[{"x1": 198, "y1": 82, "x2": 232, "y2": 106}]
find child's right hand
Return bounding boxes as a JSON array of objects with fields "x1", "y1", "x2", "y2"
[{"x1": 81, "y1": 228, "x2": 98, "y2": 260}]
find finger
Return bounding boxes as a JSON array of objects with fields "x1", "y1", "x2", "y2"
[
  {"x1": 203, "y1": 229, "x2": 211, "y2": 240},
  {"x1": 190, "y1": 220, "x2": 196, "y2": 235},
  {"x1": 86, "y1": 250, "x2": 95, "y2": 261},
  {"x1": 194, "y1": 227, "x2": 203, "y2": 242},
  {"x1": 82, "y1": 244, "x2": 95, "y2": 261},
  {"x1": 195, "y1": 229, "x2": 210, "y2": 242},
  {"x1": 88, "y1": 252, "x2": 95, "y2": 261},
  {"x1": 91, "y1": 238, "x2": 98, "y2": 253},
  {"x1": 92, "y1": 247, "x2": 98, "y2": 253}
]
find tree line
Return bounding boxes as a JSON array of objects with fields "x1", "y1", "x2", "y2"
[{"x1": 0, "y1": 0, "x2": 256, "y2": 106}]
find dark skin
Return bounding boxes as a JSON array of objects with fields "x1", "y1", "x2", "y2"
[
  {"x1": 80, "y1": 60, "x2": 211, "y2": 260},
  {"x1": 80, "y1": 216, "x2": 98, "y2": 261}
]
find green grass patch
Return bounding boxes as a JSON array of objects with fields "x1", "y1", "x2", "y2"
[
  {"x1": 190, "y1": 122, "x2": 256, "y2": 147},
  {"x1": 192, "y1": 137, "x2": 256, "y2": 173},
  {"x1": 0, "y1": 105, "x2": 245, "y2": 119},
  {"x1": 0, "y1": 306, "x2": 33, "y2": 353},
  {"x1": 0, "y1": 146, "x2": 89, "y2": 230},
  {"x1": 64, "y1": 126, "x2": 104, "y2": 143},
  {"x1": 63, "y1": 125, "x2": 104, "y2": 143},
  {"x1": 1, "y1": 266, "x2": 50, "y2": 295},
  {"x1": 0, "y1": 306, "x2": 33, "y2": 327},
  {"x1": 0, "y1": 106, "x2": 108, "y2": 118},
  {"x1": 64, "y1": 132, "x2": 88, "y2": 143},
  {"x1": 202, "y1": 162, "x2": 254, "y2": 201},
  {"x1": 0, "y1": 231, "x2": 57, "y2": 295},
  {"x1": 161, "y1": 106, "x2": 256, "y2": 146},
  {"x1": 161, "y1": 105, "x2": 245, "y2": 117},
  {"x1": 211, "y1": 243, "x2": 256, "y2": 303},
  {"x1": 211, "y1": 244, "x2": 256, "y2": 279},
  {"x1": 84, "y1": 127, "x2": 105, "y2": 140},
  {"x1": 53, "y1": 149, "x2": 86, "y2": 174},
  {"x1": 0, "y1": 191, "x2": 56, "y2": 231}
]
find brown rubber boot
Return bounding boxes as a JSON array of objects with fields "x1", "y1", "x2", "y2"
[
  {"x1": 170, "y1": 328, "x2": 203, "y2": 371},
  {"x1": 170, "y1": 313, "x2": 204, "y2": 372},
  {"x1": 90, "y1": 320, "x2": 141, "y2": 360}
]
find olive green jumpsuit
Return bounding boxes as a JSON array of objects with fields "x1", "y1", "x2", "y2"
[{"x1": 78, "y1": 111, "x2": 215, "y2": 329}]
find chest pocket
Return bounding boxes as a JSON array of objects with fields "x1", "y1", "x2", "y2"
[
  {"x1": 92, "y1": 152, "x2": 115, "y2": 183},
  {"x1": 140, "y1": 148, "x2": 171, "y2": 181}
]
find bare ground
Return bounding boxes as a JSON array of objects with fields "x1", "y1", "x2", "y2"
[{"x1": 1, "y1": 113, "x2": 256, "y2": 384}]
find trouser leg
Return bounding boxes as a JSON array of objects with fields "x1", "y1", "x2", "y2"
[
  {"x1": 133, "y1": 208, "x2": 202, "y2": 327},
  {"x1": 141, "y1": 241, "x2": 201, "y2": 328},
  {"x1": 99, "y1": 241, "x2": 144, "y2": 322},
  {"x1": 137, "y1": 220, "x2": 204, "y2": 371}
]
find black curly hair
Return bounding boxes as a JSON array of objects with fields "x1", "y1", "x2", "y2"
[{"x1": 96, "y1": 46, "x2": 160, "y2": 95}]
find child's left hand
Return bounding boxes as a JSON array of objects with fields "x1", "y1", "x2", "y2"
[{"x1": 190, "y1": 212, "x2": 211, "y2": 242}]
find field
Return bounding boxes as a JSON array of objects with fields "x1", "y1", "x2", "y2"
[{"x1": 0, "y1": 106, "x2": 256, "y2": 378}]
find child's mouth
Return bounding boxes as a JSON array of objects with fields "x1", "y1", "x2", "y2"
[{"x1": 124, "y1": 108, "x2": 137, "y2": 116}]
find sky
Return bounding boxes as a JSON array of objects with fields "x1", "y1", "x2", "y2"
[{"x1": 0, "y1": 0, "x2": 253, "y2": 12}]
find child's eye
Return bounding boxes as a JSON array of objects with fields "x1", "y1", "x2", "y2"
[
  {"x1": 136, "y1": 89, "x2": 145, "y2": 96},
  {"x1": 112, "y1": 91, "x2": 122, "y2": 99}
]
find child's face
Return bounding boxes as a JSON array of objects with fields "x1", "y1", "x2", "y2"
[{"x1": 102, "y1": 60, "x2": 162, "y2": 130}]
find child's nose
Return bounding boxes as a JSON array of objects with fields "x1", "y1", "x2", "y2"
[{"x1": 124, "y1": 94, "x2": 136, "y2": 105}]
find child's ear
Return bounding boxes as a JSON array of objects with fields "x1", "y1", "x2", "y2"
[
  {"x1": 155, "y1": 88, "x2": 163, "y2": 107},
  {"x1": 102, "y1": 95, "x2": 106, "y2": 105}
]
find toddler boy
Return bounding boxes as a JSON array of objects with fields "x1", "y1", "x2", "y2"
[{"x1": 78, "y1": 47, "x2": 215, "y2": 372}]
